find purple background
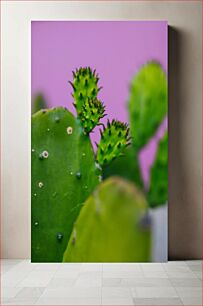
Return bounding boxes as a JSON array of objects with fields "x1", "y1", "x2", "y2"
[{"x1": 31, "y1": 21, "x2": 168, "y2": 186}]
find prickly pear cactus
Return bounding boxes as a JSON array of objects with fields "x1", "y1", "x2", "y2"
[
  {"x1": 78, "y1": 98, "x2": 105, "y2": 134},
  {"x1": 32, "y1": 94, "x2": 47, "y2": 114},
  {"x1": 129, "y1": 61, "x2": 167, "y2": 150},
  {"x1": 31, "y1": 107, "x2": 100, "y2": 262},
  {"x1": 69, "y1": 67, "x2": 105, "y2": 134},
  {"x1": 103, "y1": 146, "x2": 143, "y2": 189},
  {"x1": 96, "y1": 120, "x2": 130, "y2": 167},
  {"x1": 63, "y1": 177, "x2": 151, "y2": 262},
  {"x1": 147, "y1": 132, "x2": 168, "y2": 208}
]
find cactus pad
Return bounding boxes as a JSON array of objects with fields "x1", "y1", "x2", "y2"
[
  {"x1": 96, "y1": 120, "x2": 130, "y2": 167},
  {"x1": 147, "y1": 132, "x2": 168, "y2": 208},
  {"x1": 128, "y1": 61, "x2": 167, "y2": 150},
  {"x1": 31, "y1": 107, "x2": 100, "y2": 262},
  {"x1": 63, "y1": 177, "x2": 151, "y2": 262},
  {"x1": 103, "y1": 146, "x2": 144, "y2": 189}
]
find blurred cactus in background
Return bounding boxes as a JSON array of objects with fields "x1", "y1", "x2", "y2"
[
  {"x1": 147, "y1": 132, "x2": 168, "y2": 208},
  {"x1": 32, "y1": 94, "x2": 47, "y2": 114},
  {"x1": 129, "y1": 61, "x2": 167, "y2": 151},
  {"x1": 104, "y1": 61, "x2": 168, "y2": 208},
  {"x1": 63, "y1": 177, "x2": 151, "y2": 262}
]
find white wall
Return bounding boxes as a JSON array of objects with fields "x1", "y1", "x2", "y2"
[{"x1": 1, "y1": 1, "x2": 202, "y2": 259}]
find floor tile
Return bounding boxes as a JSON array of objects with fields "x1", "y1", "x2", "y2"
[
  {"x1": 102, "y1": 287, "x2": 132, "y2": 298},
  {"x1": 103, "y1": 263, "x2": 142, "y2": 273},
  {"x1": 163, "y1": 265, "x2": 192, "y2": 272},
  {"x1": 103, "y1": 270, "x2": 143, "y2": 278},
  {"x1": 81, "y1": 263, "x2": 102, "y2": 272},
  {"x1": 102, "y1": 297, "x2": 134, "y2": 305},
  {"x1": 2, "y1": 287, "x2": 22, "y2": 299},
  {"x1": 75, "y1": 272, "x2": 102, "y2": 287},
  {"x1": 41, "y1": 286, "x2": 101, "y2": 298},
  {"x1": 17, "y1": 271, "x2": 55, "y2": 287},
  {"x1": 35, "y1": 297, "x2": 101, "y2": 305},
  {"x1": 164, "y1": 261, "x2": 187, "y2": 265},
  {"x1": 15, "y1": 287, "x2": 45, "y2": 298},
  {"x1": 180, "y1": 296, "x2": 202, "y2": 305},
  {"x1": 135, "y1": 287, "x2": 178, "y2": 298},
  {"x1": 169, "y1": 277, "x2": 202, "y2": 287},
  {"x1": 194, "y1": 271, "x2": 202, "y2": 279},
  {"x1": 47, "y1": 277, "x2": 76, "y2": 288},
  {"x1": 102, "y1": 278, "x2": 122, "y2": 287},
  {"x1": 1, "y1": 259, "x2": 203, "y2": 306},
  {"x1": 189, "y1": 264, "x2": 202, "y2": 272},
  {"x1": 33, "y1": 263, "x2": 60, "y2": 271},
  {"x1": 2, "y1": 297, "x2": 39, "y2": 305},
  {"x1": 166, "y1": 271, "x2": 197, "y2": 278},
  {"x1": 124, "y1": 277, "x2": 172, "y2": 287},
  {"x1": 186, "y1": 260, "x2": 202, "y2": 266},
  {"x1": 143, "y1": 271, "x2": 168, "y2": 278},
  {"x1": 140, "y1": 263, "x2": 165, "y2": 272},
  {"x1": 133, "y1": 297, "x2": 183, "y2": 305},
  {"x1": 175, "y1": 287, "x2": 202, "y2": 298}
]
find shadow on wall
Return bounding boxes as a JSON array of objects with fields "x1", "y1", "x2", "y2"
[{"x1": 168, "y1": 26, "x2": 202, "y2": 260}]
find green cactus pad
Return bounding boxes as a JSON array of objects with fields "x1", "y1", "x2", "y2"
[
  {"x1": 63, "y1": 177, "x2": 151, "y2": 262},
  {"x1": 32, "y1": 94, "x2": 47, "y2": 114},
  {"x1": 103, "y1": 146, "x2": 143, "y2": 189},
  {"x1": 78, "y1": 98, "x2": 105, "y2": 134},
  {"x1": 96, "y1": 120, "x2": 130, "y2": 167},
  {"x1": 128, "y1": 61, "x2": 167, "y2": 150},
  {"x1": 147, "y1": 132, "x2": 168, "y2": 208},
  {"x1": 31, "y1": 107, "x2": 100, "y2": 262}
]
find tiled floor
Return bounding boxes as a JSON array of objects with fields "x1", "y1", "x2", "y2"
[{"x1": 1, "y1": 260, "x2": 202, "y2": 305}]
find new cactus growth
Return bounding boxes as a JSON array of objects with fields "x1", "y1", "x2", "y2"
[
  {"x1": 78, "y1": 98, "x2": 105, "y2": 134},
  {"x1": 31, "y1": 107, "x2": 100, "y2": 262},
  {"x1": 147, "y1": 132, "x2": 168, "y2": 208},
  {"x1": 129, "y1": 61, "x2": 167, "y2": 150},
  {"x1": 69, "y1": 67, "x2": 105, "y2": 134},
  {"x1": 63, "y1": 177, "x2": 151, "y2": 262},
  {"x1": 70, "y1": 67, "x2": 100, "y2": 110},
  {"x1": 96, "y1": 119, "x2": 130, "y2": 167}
]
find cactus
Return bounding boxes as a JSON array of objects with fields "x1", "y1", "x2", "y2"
[
  {"x1": 103, "y1": 146, "x2": 143, "y2": 189},
  {"x1": 31, "y1": 107, "x2": 100, "y2": 262},
  {"x1": 78, "y1": 98, "x2": 105, "y2": 134},
  {"x1": 32, "y1": 94, "x2": 47, "y2": 114},
  {"x1": 69, "y1": 67, "x2": 105, "y2": 134},
  {"x1": 63, "y1": 177, "x2": 151, "y2": 262},
  {"x1": 96, "y1": 120, "x2": 130, "y2": 167},
  {"x1": 147, "y1": 132, "x2": 168, "y2": 208},
  {"x1": 129, "y1": 61, "x2": 167, "y2": 150}
]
